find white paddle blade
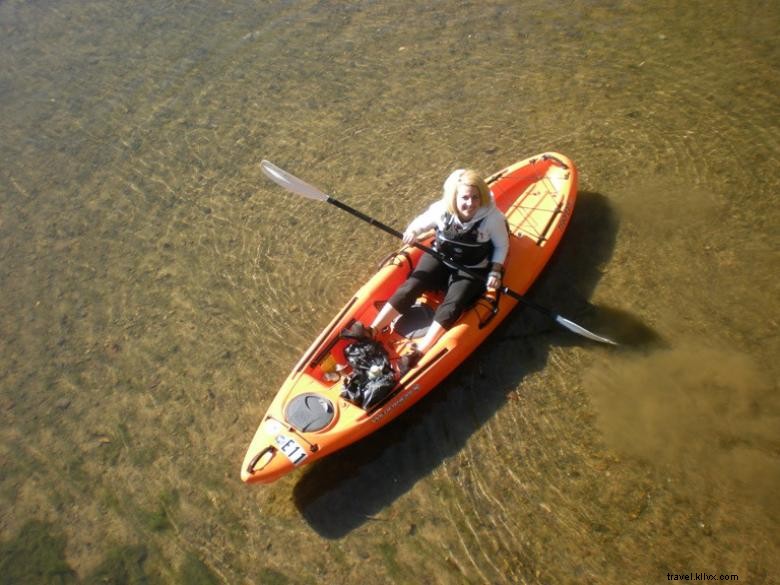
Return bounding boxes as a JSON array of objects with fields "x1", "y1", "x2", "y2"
[
  {"x1": 556, "y1": 315, "x2": 618, "y2": 345},
  {"x1": 260, "y1": 160, "x2": 329, "y2": 202}
]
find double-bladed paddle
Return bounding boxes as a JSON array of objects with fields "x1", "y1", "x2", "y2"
[{"x1": 260, "y1": 160, "x2": 617, "y2": 346}]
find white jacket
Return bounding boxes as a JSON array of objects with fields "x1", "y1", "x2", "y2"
[{"x1": 405, "y1": 197, "x2": 509, "y2": 267}]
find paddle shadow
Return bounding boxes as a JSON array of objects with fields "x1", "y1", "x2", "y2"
[
  {"x1": 292, "y1": 191, "x2": 654, "y2": 538},
  {"x1": 518, "y1": 191, "x2": 665, "y2": 350}
]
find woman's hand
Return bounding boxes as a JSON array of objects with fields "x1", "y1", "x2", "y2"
[
  {"x1": 486, "y1": 262, "x2": 503, "y2": 290},
  {"x1": 486, "y1": 271, "x2": 502, "y2": 290},
  {"x1": 402, "y1": 228, "x2": 419, "y2": 245}
]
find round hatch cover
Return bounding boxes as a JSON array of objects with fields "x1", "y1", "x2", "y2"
[{"x1": 285, "y1": 393, "x2": 335, "y2": 432}]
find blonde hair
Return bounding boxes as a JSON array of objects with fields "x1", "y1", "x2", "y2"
[{"x1": 442, "y1": 169, "x2": 491, "y2": 217}]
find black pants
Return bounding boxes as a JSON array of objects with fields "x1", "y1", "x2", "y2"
[{"x1": 387, "y1": 252, "x2": 488, "y2": 329}]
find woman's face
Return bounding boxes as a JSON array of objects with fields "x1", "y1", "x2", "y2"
[{"x1": 455, "y1": 183, "x2": 481, "y2": 221}]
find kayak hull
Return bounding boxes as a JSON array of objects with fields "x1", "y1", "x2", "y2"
[{"x1": 241, "y1": 153, "x2": 578, "y2": 484}]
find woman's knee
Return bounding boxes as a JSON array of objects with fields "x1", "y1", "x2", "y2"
[
  {"x1": 434, "y1": 281, "x2": 484, "y2": 327},
  {"x1": 433, "y1": 301, "x2": 465, "y2": 329},
  {"x1": 388, "y1": 278, "x2": 424, "y2": 313}
]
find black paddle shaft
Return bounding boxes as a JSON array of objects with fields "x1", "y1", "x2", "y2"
[
  {"x1": 328, "y1": 197, "x2": 405, "y2": 240},
  {"x1": 261, "y1": 159, "x2": 615, "y2": 344}
]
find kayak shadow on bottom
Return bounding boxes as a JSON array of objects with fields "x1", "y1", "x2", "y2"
[
  {"x1": 290, "y1": 190, "x2": 653, "y2": 537},
  {"x1": 291, "y1": 326, "x2": 550, "y2": 539}
]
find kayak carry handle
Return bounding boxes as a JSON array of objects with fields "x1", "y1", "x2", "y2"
[
  {"x1": 246, "y1": 447, "x2": 275, "y2": 474},
  {"x1": 541, "y1": 153, "x2": 569, "y2": 169},
  {"x1": 377, "y1": 248, "x2": 414, "y2": 272}
]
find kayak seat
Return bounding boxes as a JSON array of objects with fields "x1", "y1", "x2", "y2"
[{"x1": 393, "y1": 303, "x2": 435, "y2": 339}]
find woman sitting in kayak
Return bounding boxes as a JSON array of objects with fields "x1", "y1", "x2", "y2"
[{"x1": 348, "y1": 168, "x2": 509, "y2": 369}]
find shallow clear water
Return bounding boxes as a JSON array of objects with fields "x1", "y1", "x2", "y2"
[{"x1": 1, "y1": 0, "x2": 778, "y2": 583}]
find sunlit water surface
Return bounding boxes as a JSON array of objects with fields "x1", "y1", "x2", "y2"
[{"x1": 1, "y1": 1, "x2": 778, "y2": 583}]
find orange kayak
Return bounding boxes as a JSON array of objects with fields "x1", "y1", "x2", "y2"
[{"x1": 241, "y1": 152, "x2": 578, "y2": 484}]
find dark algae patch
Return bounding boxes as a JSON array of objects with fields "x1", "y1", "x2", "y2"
[
  {"x1": 0, "y1": 521, "x2": 76, "y2": 585},
  {"x1": 177, "y1": 553, "x2": 220, "y2": 585},
  {"x1": 83, "y1": 545, "x2": 152, "y2": 585},
  {"x1": 0, "y1": 523, "x2": 218, "y2": 585},
  {"x1": 141, "y1": 490, "x2": 179, "y2": 533},
  {"x1": 256, "y1": 567, "x2": 291, "y2": 585}
]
